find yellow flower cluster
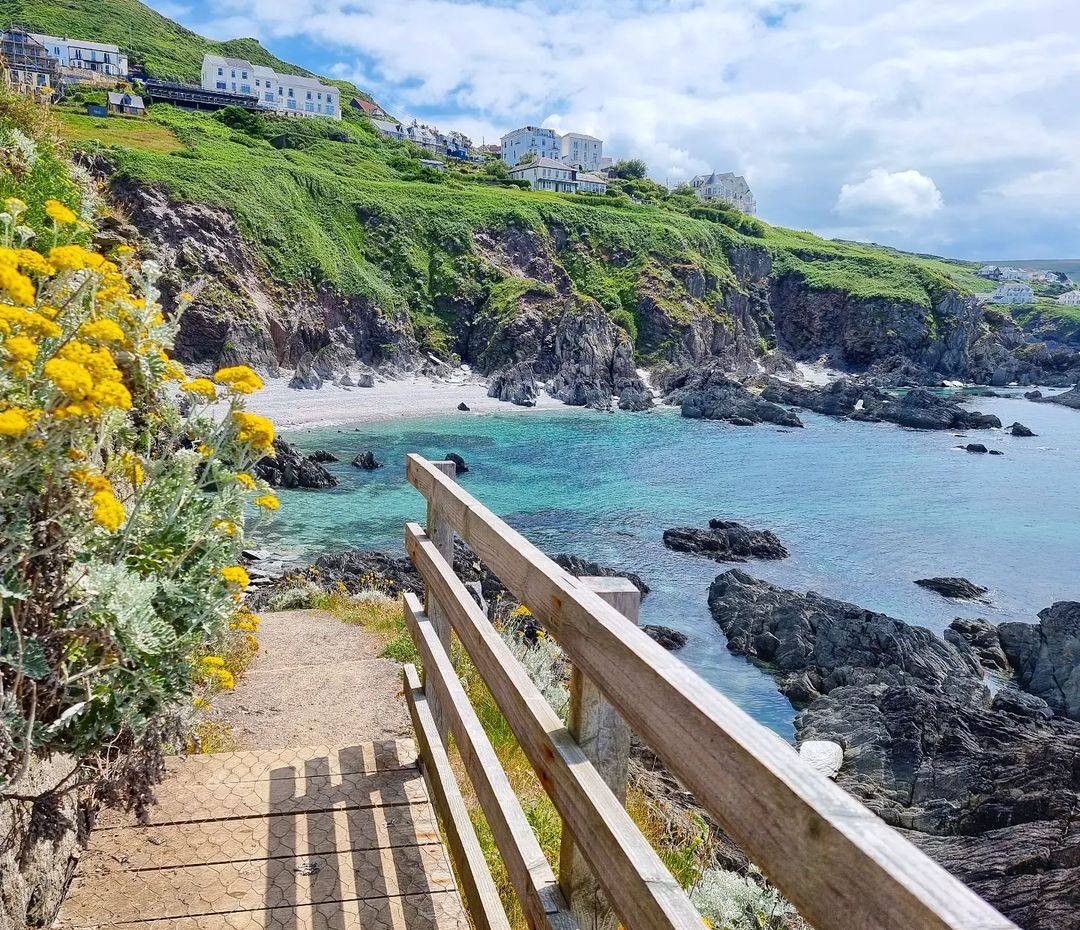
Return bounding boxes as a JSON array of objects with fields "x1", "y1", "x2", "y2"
[
  {"x1": 79, "y1": 318, "x2": 126, "y2": 345},
  {"x1": 253, "y1": 493, "x2": 280, "y2": 511},
  {"x1": 44, "y1": 340, "x2": 132, "y2": 418},
  {"x1": 230, "y1": 609, "x2": 261, "y2": 633},
  {"x1": 220, "y1": 565, "x2": 250, "y2": 590},
  {"x1": 4, "y1": 333, "x2": 38, "y2": 376},
  {"x1": 0, "y1": 248, "x2": 41, "y2": 307},
  {"x1": 0, "y1": 304, "x2": 62, "y2": 339},
  {"x1": 199, "y1": 655, "x2": 235, "y2": 691},
  {"x1": 44, "y1": 199, "x2": 78, "y2": 226},
  {"x1": 235, "y1": 472, "x2": 257, "y2": 490},
  {"x1": 213, "y1": 365, "x2": 263, "y2": 394},
  {"x1": 91, "y1": 489, "x2": 125, "y2": 533},
  {"x1": 232, "y1": 412, "x2": 274, "y2": 453},
  {"x1": 0, "y1": 408, "x2": 33, "y2": 436},
  {"x1": 181, "y1": 377, "x2": 217, "y2": 402}
]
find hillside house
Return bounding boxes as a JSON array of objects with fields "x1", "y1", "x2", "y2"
[
  {"x1": 575, "y1": 171, "x2": 608, "y2": 194},
  {"x1": 372, "y1": 118, "x2": 405, "y2": 141},
  {"x1": 404, "y1": 121, "x2": 447, "y2": 157},
  {"x1": 200, "y1": 54, "x2": 340, "y2": 119},
  {"x1": 107, "y1": 91, "x2": 144, "y2": 116},
  {"x1": 350, "y1": 96, "x2": 391, "y2": 119},
  {"x1": 478, "y1": 143, "x2": 502, "y2": 156},
  {"x1": 988, "y1": 282, "x2": 1035, "y2": 304},
  {"x1": 690, "y1": 172, "x2": 757, "y2": 215},
  {"x1": 1057, "y1": 290, "x2": 1080, "y2": 306},
  {"x1": 977, "y1": 264, "x2": 1000, "y2": 278},
  {"x1": 501, "y1": 126, "x2": 561, "y2": 166},
  {"x1": 1, "y1": 27, "x2": 59, "y2": 95},
  {"x1": 560, "y1": 132, "x2": 603, "y2": 171},
  {"x1": 998, "y1": 266, "x2": 1031, "y2": 281},
  {"x1": 32, "y1": 32, "x2": 128, "y2": 80},
  {"x1": 509, "y1": 157, "x2": 578, "y2": 192},
  {"x1": 444, "y1": 130, "x2": 474, "y2": 160}
]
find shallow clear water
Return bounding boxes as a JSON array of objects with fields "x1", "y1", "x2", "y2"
[{"x1": 262, "y1": 392, "x2": 1080, "y2": 740}]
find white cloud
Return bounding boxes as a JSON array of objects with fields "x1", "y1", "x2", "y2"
[
  {"x1": 177, "y1": 0, "x2": 1080, "y2": 257},
  {"x1": 836, "y1": 169, "x2": 944, "y2": 220}
]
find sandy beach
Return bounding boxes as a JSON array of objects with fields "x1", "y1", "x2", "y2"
[{"x1": 243, "y1": 371, "x2": 565, "y2": 430}]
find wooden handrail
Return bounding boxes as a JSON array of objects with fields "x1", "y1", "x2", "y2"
[{"x1": 405, "y1": 453, "x2": 1017, "y2": 930}]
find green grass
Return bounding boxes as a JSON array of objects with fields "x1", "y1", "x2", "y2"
[
  {"x1": 1007, "y1": 300, "x2": 1080, "y2": 343},
  {"x1": 0, "y1": 0, "x2": 367, "y2": 98},
  {"x1": 56, "y1": 108, "x2": 183, "y2": 152}
]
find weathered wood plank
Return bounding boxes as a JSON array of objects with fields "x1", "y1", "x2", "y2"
[
  {"x1": 560, "y1": 577, "x2": 640, "y2": 930},
  {"x1": 404, "y1": 662, "x2": 512, "y2": 930},
  {"x1": 405, "y1": 524, "x2": 705, "y2": 930},
  {"x1": 406, "y1": 453, "x2": 1017, "y2": 930},
  {"x1": 59, "y1": 890, "x2": 470, "y2": 930},
  {"x1": 404, "y1": 595, "x2": 578, "y2": 930},
  {"x1": 87, "y1": 802, "x2": 441, "y2": 871},
  {"x1": 61, "y1": 840, "x2": 456, "y2": 923},
  {"x1": 424, "y1": 459, "x2": 458, "y2": 741}
]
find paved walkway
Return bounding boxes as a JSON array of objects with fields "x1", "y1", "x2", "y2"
[{"x1": 58, "y1": 611, "x2": 468, "y2": 930}]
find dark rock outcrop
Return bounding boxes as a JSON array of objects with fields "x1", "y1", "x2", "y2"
[
  {"x1": 962, "y1": 443, "x2": 989, "y2": 454},
  {"x1": 999, "y1": 602, "x2": 1080, "y2": 720},
  {"x1": 945, "y1": 618, "x2": 1009, "y2": 673},
  {"x1": 444, "y1": 452, "x2": 469, "y2": 474},
  {"x1": 350, "y1": 451, "x2": 382, "y2": 470},
  {"x1": 663, "y1": 520, "x2": 788, "y2": 563},
  {"x1": 1036, "y1": 384, "x2": 1080, "y2": 409},
  {"x1": 254, "y1": 439, "x2": 337, "y2": 489},
  {"x1": 552, "y1": 554, "x2": 649, "y2": 597},
  {"x1": 707, "y1": 569, "x2": 1080, "y2": 930},
  {"x1": 663, "y1": 366, "x2": 803, "y2": 427},
  {"x1": 1025, "y1": 390, "x2": 1044, "y2": 400},
  {"x1": 643, "y1": 625, "x2": 688, "y2": 650},
  {"x1": 915, "y1": 577, "x2": 990, "y2": 602},
  {"x1": 457, "y1": 402, "x2": 470, "y2": 411},
  {"x1": 1009, "y1": 422, "x2": 1036, "y2": 436},
  {"x1": 308, "y1": 449, "x2": 339, "y2": 463},
  {"x1": 487, "y1": 364, "x2": 538, "y2": 407}
]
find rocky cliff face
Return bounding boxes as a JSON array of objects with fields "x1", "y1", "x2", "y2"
[{"x1": 97, "y1": 167, "x2": 1078, "y2": 396}]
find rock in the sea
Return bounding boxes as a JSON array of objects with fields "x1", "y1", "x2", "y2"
[
  {"x1": 988, "y1": 449, "x2": 1005, "y2": 455},
  {"x1": 663, "y1": 520, "x2": 788, "y2": 563},
  {"x1": 664, "y1": 366, "x2": 804, "y2": 428},
  {"x1": 457, "y1": 401, "x2": 470, "y2": 411},
  {"x1": 915, "y1": 576, "x2": 990, "y2": 602},
  {"x1": 617, "y1": 382, "x2": 654, "y2": 411},
  {"x1": 254, "y1": 439, "x2": 337, "y2": 489},
  {"x1": 1035, "y1": 383, "x2": 1080, "y2": 409},
  {"x1": 643, "y1": 624, "x2": 688, "y2": 650},
  {"x1": 945, "y1": 617, "x2": 1009, "y2": 673},
  {"x1": 706, "y1": 568, "x2": 1080, "y2": 930},
  {"x1": 488, "y1": 364, "x2": 538, "y2": 407},
  {"x1": 999, "y1": 601, "x2": 1080, "y2": 720},
  {"x1": 1009, "y1": 421, "x2": 1036, "y2": 437},
  {"x1": 351, "y1": 451, "x2": 382, "y2": 470},
  {"x1": 444, "y1": 452, "x2": 469, "y2": 474},
  {"x1": 762, "y1": 378, "x2": 863, "y2": 417},
  {"x1": 308, "y1": 449, "x2": 339, "y2": 463},
  {"x1": 552, "y1": 553, "x2": 649, "y2": 597},
  {"x1": 962, "y1": 443, "x2": 989, "y2": 454},
  {"x1": 1025, "y1": 389, "x2": 1044, "y2": 400}
]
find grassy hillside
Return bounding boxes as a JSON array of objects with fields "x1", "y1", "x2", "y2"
[{"x1": 0, "y1": 0, "x2": 366, "y2": 97}]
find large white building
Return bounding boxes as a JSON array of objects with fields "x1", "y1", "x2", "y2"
[
  {"x1": 560, "y1": 132, "x2": 603, "y2": 171},
  {"x1": 690, "y1": 172, "x2": 757, "y2": 215},
  {"x1": 508, "y1": 157, "x2": 607, "y2": 195},
  {"x1": 200, "y1": 54, "x2": 340, "y2": 119},
  {"x1": 500, "y1": 126, "x2": 562, "y2": 166},
  {"x1": 988, "y1": 282, "x2": 1035, "y2": 304},
  {"x1": 31, "y1": 33, "x2": 128, "y2": 78},
  {"x1": 1057, "y1": 290, "x2": 1080, "y2": 306}
]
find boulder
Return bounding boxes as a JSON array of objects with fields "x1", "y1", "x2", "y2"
[
  {"x1": 488, "y1": 364, "x2": 538, "y2": 407},
  {"x1": 1041, "y1": 384, "x2": 1080, "y2": 408},
  {"x1": 999, "y1": 601, "x2": 1080, "y2": 720},
  {"x1": 988, "y1": 449, "x2": 1005, "y2": 455},
  {"x1": 457, "y1": 402, "x2": 470, "y2": 411},
  {"x1": 962, "y1": 443, "x2": 988, "y2": 454},
  {"x1": 617, "y1": 383, "x2": 654, "y2": 411},
  {"x1": 254, "y1": 439, "x2": 337, "y2": 489},
  {"x1": 643, "y1": 624, "x2": 688, "y2": 650},
  {"x1": 444, "y1": 452, "x2": 469, "y2": 474},
  {"x1": 666, "y1": 366, "x2": 803, "y2": 428},
  {"x1": 308, "y1": 449, "x2": 339, "y2": 463},
  {"x1": 945, "y1": 617, "x2": 1009, "y2": 672},
  {"x1": 1008, "y1": 422, "x2": 1036, "y2": 437},
  {"x1": 798, "y1": 740, "x2": 844, "y2": 779},
  {"x1": 915, "y1": 576, "x2": 990, "y2": 602},
  {"x1": 355, "y1": 372, "x2": 375, "y2": 388},
  {"x1": 289, "y1": 352, "x2": 322, "y2": 389},
  {"x1": 663, "y1": 520, "x2": 788, "y2": 563},
  {"x1": 350, "y1": 451, "x2": 382, "y2": 470},
  {"x1": 1025, "y1": 389, "x2": 1044, "y2": 400}
]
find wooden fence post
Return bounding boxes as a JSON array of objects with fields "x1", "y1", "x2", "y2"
[
  {"x1": 423, "y1": 459, "x2": 457, "y2": 741},
  {"x1": 559, "y1": 576, "x2": 640, "y2": 930}
]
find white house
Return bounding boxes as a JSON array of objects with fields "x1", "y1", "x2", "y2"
[
  {"x1": 560, "y1": 132, "x2": 603, "y2": 171},
  {"x1": 690, "y1": 172, "x2": 757, "y2": 215},
  {"x1": 508, "y1": 157, "x2": 578, "y2": 193},
  {"x1": 998, "y1": 266, "x2": 1032, "y2": 281},
  {"x1": 31, "y1": 33, "x2": 128, "y2": 79},
  {"x1": 200, "y1": 54, "x2": 340, "y2": 119},
  {"x1": 977, "y1": 264, "x2": 1000, "y2": 278},
  {"x1": 1057, "y1": 290, "x2": 1080, "y2": 306},
  {"x1": 988, "y1": 282, "x2": 1035, "y2": 304},
  {"x1": 501, "y1": 126, "x2": 561, "y2": 166},
  {"x1": 575, "y1": 171, "x2": 608, "y2": 194}
]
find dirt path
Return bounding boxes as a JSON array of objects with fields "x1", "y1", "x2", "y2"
[{"x1": 216, "y1": 608, "x2": 411, "y2": 749}]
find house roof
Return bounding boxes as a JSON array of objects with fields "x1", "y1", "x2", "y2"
[
  {"x1": 1058, "y1": 290, "x2": 1080, "y2": 299},
  {"x1": 108, "y1": 92, "x2": 143, "y2": 107},
  {"x1": 562, "y1": 132, "x2": 601, "y2": 142},
  {"x1": 509, "y1": 156, "x2": 573, "y2": 172},
  {"x1": 201, "y1": 53, "x2": 336, "y2": 92},
  {"x1": 32, "y1": 32, "x2": 122, "y2": 55},
  {"x1": 372, "y1": 118, "x2": 403, "y2": 134},
  {"x1": 576, "y1": 172, "x2": 607, "y2": 183}
]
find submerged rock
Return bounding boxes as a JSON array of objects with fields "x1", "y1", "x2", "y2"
[
  {"x1": 255, "y1": 439, "x2": 337, "y2": 489},
  {"x1": 663, "y1": 520, "x2": 789, "y2": 563},
  {"x1": 444, "y1": 452, "x2": 469, "y2": 474},
  {"x1": 351, "y1": 451, "x2": 382, "y2": 470},
  {"x1": 915, "y1": 576, "x2": 990, "y2": 602},
  {"x1": 999, "y1": 601, "x2": 1080, "y2": 720}
]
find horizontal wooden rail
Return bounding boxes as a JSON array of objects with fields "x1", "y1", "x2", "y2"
[
  {"x1": 403, "y1": 594, "x2": 578, "y2": 930},
  {"x1": 405, "y1": 453, "x2": 1016, "y2": 930},
  {"x1": 403, "y1": 663, "x2": 510, "y2": 930},
  {"x1": 406, "y1": 525, "x2": 705, "y2": 930}
]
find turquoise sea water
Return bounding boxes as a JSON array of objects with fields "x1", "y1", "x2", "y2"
[{"x1": 262, "y1": 392, "x2": 1080, "y2": 739}]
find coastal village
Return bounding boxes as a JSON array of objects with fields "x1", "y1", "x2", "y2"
[{"x1": 0, "y1": 24, "x2": 758, "y2": 212}]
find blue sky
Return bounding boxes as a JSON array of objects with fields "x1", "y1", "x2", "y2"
[{"x1": 154, "y1": 0, "x2": 1080, "y2": 260}]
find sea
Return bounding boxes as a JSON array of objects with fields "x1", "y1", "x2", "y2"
[{"x1": 260, "y1": 390, "x2": 1080, "y2": 739}]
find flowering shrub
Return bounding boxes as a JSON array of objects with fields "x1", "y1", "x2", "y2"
[{"x1": 0, "y1": 190, "x2": 280, "y2": 793}]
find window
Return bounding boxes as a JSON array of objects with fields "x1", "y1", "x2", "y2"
[
  {"x1": 265, "y1": 92, "x2": 273, "y2": 101},
  {"x1": 288, "y1": 88, "x2": 294, "y2": 97},
  {"x1": 288, "y1": 98, "x2": 296, "y2": 109},
  {"x1": 241, "y1": 84, "x2": 250, "y2": 94},
  {"x1": 217, "y1": 67, "x2": 223, "y2": 75},
  {"x1": 216, "y1": 81, "x2": 226, "y2": 90},
  {"x1": 306, "y1": 91, "x2": 312, "y2": 100},
  {"x1": 305, "y1": 102, "x2": 314, "y2": 112},
  {"x1": 242, "y1": 71, "x2": 247, "y2": 79},
  {"x1": 231, "y1": 70, "x2": 235, "y2": 77}
]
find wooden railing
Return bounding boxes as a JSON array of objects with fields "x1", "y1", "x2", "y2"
[{"x1": 400, "y1": 454, "x2": 1017, "y2": 930}]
